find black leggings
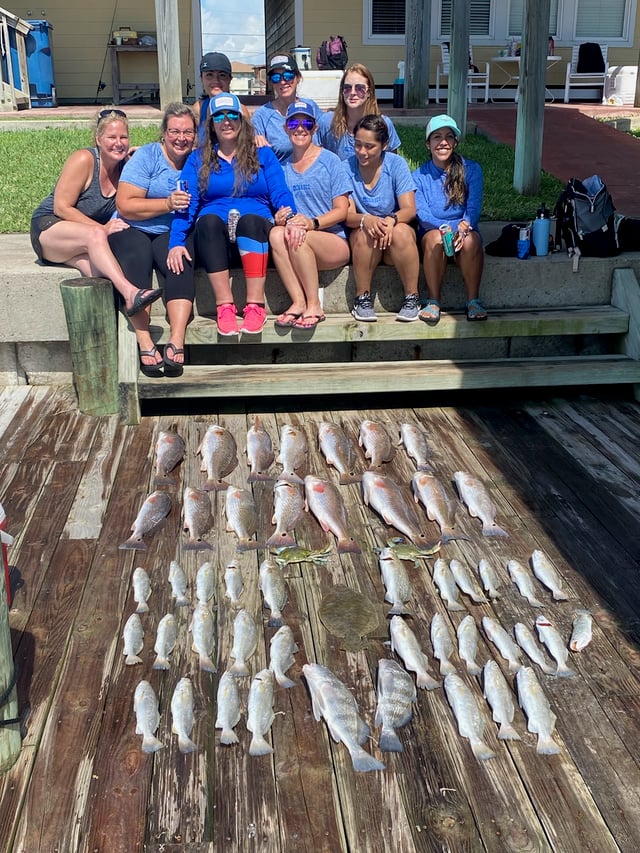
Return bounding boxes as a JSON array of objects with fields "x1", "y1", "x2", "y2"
[
  {"x1": 109, "y1": 228, "x2": 196, "y2": 302},
  {"x1": 195, "y1": 213, "x2": 272, "y2": 278}
]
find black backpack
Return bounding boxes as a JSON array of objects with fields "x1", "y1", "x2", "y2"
[
  {"x1": 576, "y1": 43, "x2": 605, "y2": 73},
  {"x1": 553, "y1": 175, "x2": 620, "y2": 270},
  {"x1": 316, "y1": 35, "x2": 348, "y2": 70}
]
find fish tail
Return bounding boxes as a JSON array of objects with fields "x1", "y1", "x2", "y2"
[
  {"x1": 154, "y1": 474, "x2": 177, "y2": 486},
  {"x1": 249, "y1": 735, "x2": 274, "y2": 756},
  {"x1": 174, "y1": 595, "x2": 190, "y2": 607},
  {"x1": 388, "y1": 603, "x2": 408, "y2": 616},
  {"x1": 482, "y1": 522, "x2": 509, "y2": 538},
  {"x1": 416, "y1": 671, "x2": 441, "y2": 690},
  {"x1": 446, "y1": 600, "x2": 467, "y2": 612},
  {"x1": 498, "y1": 722, "x2": 521, "y2": 741},
  {"x1": 178, "y1": 735, "x2": 198, "y2": 754},
  {"x1": 237, "y1": 539, "x2": 262, "y2": 552},
  {"x1": 152, "y1": 657, "x2": 170, "y2": 671},
  {"x1": 275, "y1": 674, "x2": 296, "y2": 689},
  {"x1": 247, "y1": 471, "x2": 275, "y2": 483},
  {"x1": 268, "y1": 614, "x2": 284, "y2": 628},
  {"x1": 441, "y1": 528, "x2": 471, "y2": 544},
  {"x1": 556, "y1": 663, "x2": 576, "y2": 678},
  {"x1": 141, "y1": 735, "x2": 164, "y2": 753},
  {"x1": 184, "y1": 538, "x2": 213, "y2": 552},
  {"x1": 542, "y1": 663, "x2": 557, "y2": 675},
  {"x1": 350, "y1": 746, "x2": 385, "y2": 772},
  {"x1": 439, "y1": 659, "x2": 457, "y2": 676},
  {"x1": 416, "y1": 462, "x2": 436, "y2": 473},
  {"x1": 337, "y1": 537, "x2": 362, "y2": 555},
  {"x1": 379, "y1": 726, "x2": 404, "y2": 753},
  {"x1": 465, "y1": 662, "x2": 482, "y2": 677},
  {"x1": 552, "y1": 590, "x2": 569, "y2": 601},
  {"x1": 125, "y1": 654, "x2": 143, "y2": 665},
  {"x1": 338, "y1": 471, "x2": 363, "y2": 485},
  {"x1": 229, "y1": 660, "x2": 249, "y2": 676},
  {"x1": 470, "y1": 739, "x2": 496, "y2": 761},
  {"x1": 119, "y1": 537, "x2": 146, "y2": 551},
  {"x1": 279, "y1": 472, "x2": 304, "y2": 485},
  {"x1": 536, "y1": 735, "x2": 560, "y2": 755},
  {"x1": 199, "y1": 655, "x2": 217, "y2": 673},
  {"x1": 265, "y1": 531, "x2": 297, "y2": 548},
  {"x1": 203, "y1": 478, "x2": 230, "y2": 491},
  {"x1": 219, "y1": 728, "x2": 240, "y2": 745},
  {"x1": 135, "y1": 602, "x2": 150, "y2": 614},
  {"x1": 508, "y1": 660, "x2": 522, "y2": 674}
]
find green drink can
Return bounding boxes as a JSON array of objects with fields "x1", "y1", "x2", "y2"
[{"x1": 440, "y1": 224, "x2": 455, "y2": 256}]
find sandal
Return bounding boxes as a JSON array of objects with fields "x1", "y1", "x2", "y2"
[
  {"x1": 126, "y1": 288, "x2": 163, "y2": 317},
  {"x1": 419, "y1": 299, "x2": 441, "y2": 326},
  {"x1": 138, "y1": 346, "x2": 163, "y2": 377},
  {"x1": 465, "y1": 298, "x2": 488, "y2": 321},
  {"x1": 293, "y1": 313, "x2": 326, "y2": 329},
  {"x1": 274, "y1": 311, "x2": 302, "y2": 328},
  {"x1": 163, "y1": 342, "x2": 185, "y2": 376}
]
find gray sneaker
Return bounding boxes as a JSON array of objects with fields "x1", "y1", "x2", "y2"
[
  {"x1": 396, "y1": 293, "x2": 421, "y2": 322},
  {"x1": 352, "y1": 291, "x2": 377, "y2": 322}
]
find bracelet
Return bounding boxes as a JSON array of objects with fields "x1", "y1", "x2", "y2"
[
  {"x1": 360, "y1": 215, "x2": 366, "y2": 231},
  {"x1": 285, "y1": 211, "x2": 296, "y2": 222},
  {"x1": 312, "y1": 217, "x2": 320, "y2": 231}
]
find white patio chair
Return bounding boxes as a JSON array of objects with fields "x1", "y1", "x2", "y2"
[
  {"x1": 564, "y1": 43, "x2": 608, "y2": 103},
  {"x1": 435, "y1": 43, "x2": 489, "y2": 104}
]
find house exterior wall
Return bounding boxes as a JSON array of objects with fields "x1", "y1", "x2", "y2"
[
  {"x1": 265, "y1": 0, "x2": 296, "y2": 60},
  {"x1": 10, "y1": 1, "x2": 192, "y2": 104}
]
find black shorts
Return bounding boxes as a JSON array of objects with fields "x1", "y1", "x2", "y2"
[{"x1": 30, "y1": 214, "x2": 63, "y2": 264}]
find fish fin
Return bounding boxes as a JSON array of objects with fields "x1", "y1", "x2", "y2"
[
  {"x1": 178, "y1": 736, "x2": 198, "y2": 754},
  {"x1": 249, "y1": 736, "x2": 274, "y2": 756},
  {"x1": 274, "y1": 674, "x2": 296, "y2": 688},
  {"x1": 219, "y1": 729, "x2": 240, "y2": 745},
  {"x1": 470, "y1": 739, "x2": 496, "y2": 760},
  {"x1": 350, "y1": 747, "x2": 385, "y2": 772},
  {"x1": 465, "y1": 662, "x2": 482, "y2": 677},
  {"x1": 199, "y1": 655, "x2": 217, "y2": 673},
  {"x1": 237, "y1": 538, "x2": 262, "y2": 552},
  {"x1": 498, "y1": 722, "x2": 521, "y2": 740},
  {"x1": 536, "y1": 736, "x2": 560, "y2": 755},
  {"x1": 337, "y1": 537, "x2": 362, "y2": 555},
  {"x1": 552, "y1": 590, "x2": 569, "y2": 601},
  {"x1": 555, "y1": 663, "x2": 576, "y2": 678},
  {"x1": 125, "y1": 654, "x2": 143, "y2": 665},
  {"x1": 439, "y1": 659, "x2": 457, "y2": 676},
  {"x1": 141, "y1": 735, "x2": 164, "y2": 753},
  {"x1": 379, "y1": 727, "x2": 404, "y2": 753},
  {"x1": 265, "y1": 531, "x2": 296, "y2": 548},
  {"x1": 119, "y1": 537, "x2": 147, "y2": 551},
  {"x1": 203, "y1": 479, "x2": 230, "y2": 492},
  {"x1": 338, "y1": 471, "x2": 362, "y2": 485},
  {"x1": 445, "y1": 600, "x2": 467, "y2": 612},
  {"x1": 229, "y1": 660, "x2": 249, "y2": 676},
  {"x1": 481, "y1": 522, "x2": 509, "y2": 538},
  {"x1": 416, "y1": 463, "x2": 436, "y2": 473},
  {"x1": 154, "y1": 474, "x2": 178, "y2": 486},
  {"x1": 152, "y1": 657, "x2": 170, "y2": 670},
  {"x1": 247, "y1": 472, "x2": 275, "y2": 483},
  {"x1": 279, "y1": 472, "x2": 304, "y2": 485},
  {"x1": 135, "y1": 602, "x2": 150, "y2": 614},
  {"x1": 267, "y1": 614, "x2": 284, "y2": 628},
  {"x1": 174, "y1": 595, "x2": 190, "y2": 607},
  {"x1": 508, "y1": 660, "x2": 522, "y2": 674},
  {"x1": 184, "y1": 538, "x2": 213, "y2": 552},
  {"x1": 416, "y1": 671, "x2": 441, "y2": 690},
  {"x1": 441, "y1": 528, "x2": 471, "y2": 543}
]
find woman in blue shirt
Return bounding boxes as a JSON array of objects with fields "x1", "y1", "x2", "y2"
[{"x1": 412, "y1": 114, "x2": 486, "y2": 324}]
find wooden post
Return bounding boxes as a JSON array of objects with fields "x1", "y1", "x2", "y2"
[
  {"x1": 449, "y1": 0, "x2": 470, "y2": 137},
  {"x1": 404, "y1": 0, "x2": 431, "y2": 109},
  {"x1": 0, "y1": 570, "x2": 20, "y2": 772},
  {"x1": 155, "y1": 0, "x2": 183, "y2": 107},
  {"x1": 59, "y1": 277, "x2": 119, "y2": 417}
]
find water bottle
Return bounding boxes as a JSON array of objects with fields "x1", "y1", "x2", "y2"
[
  {"x1": 532, "y1": 204, "x2": 551, "y2": 257},
  {"x1": 439, "y1": 224, "x2": 455, "y2": 257},
  {"x1": 517, "y1": 225, "x2": 530, "y2": 260},
  {"x1": 227, "y1": 208, "x2": 240, "y2": 243}
]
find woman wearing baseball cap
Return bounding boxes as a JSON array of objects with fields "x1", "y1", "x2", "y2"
[
  {"x1": 413, "y1": 114, "x2": 486, "y2": 324},
  {"x1": 193, "y1": 51, "x2": 250, "y2": 136},
  {"x1": 252, "y1": 53, "x2": 322, "y2": 162}
]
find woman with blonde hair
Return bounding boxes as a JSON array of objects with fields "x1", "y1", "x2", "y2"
[{"x1": 316, "y1": 63, "x2": 400, "y2": 160}]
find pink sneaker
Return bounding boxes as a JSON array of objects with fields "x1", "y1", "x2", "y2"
[
  {"x1": 240, "y1": 303, "x2": 267, "y2": 334},
  {"x1": 216, "y1": 303, "x2": 239, "y2": 336}
]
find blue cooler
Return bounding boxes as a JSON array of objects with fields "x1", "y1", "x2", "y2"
[{"x1": 26, "y1": 20, "x2": 57, "y2": 107}]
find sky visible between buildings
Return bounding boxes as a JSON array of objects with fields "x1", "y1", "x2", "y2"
[{"x1": 201, "y1": 1, "x2": 266, "y2": 66}]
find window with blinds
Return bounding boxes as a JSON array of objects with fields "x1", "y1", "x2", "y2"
[
  {"x1": 509, "y1": 0, "x2": 558, "y2": 36},
  {"x1": 576, "y1": 0, "x2": 625, "y2": 38},
  {"x1": 372, "y1": 0, "x2": 406, "y2": 35},
  {"x1": 440, "y1": 0, "x2": 491, "y2": 36}
]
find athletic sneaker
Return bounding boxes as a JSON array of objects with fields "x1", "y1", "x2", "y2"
[
  {"x1": 351, "y1": 291, "x2": 377, "y2": 322},
  {"x1": 396, "y1": 293, "x2": 421, "y2": 322},
  {"x1": 216, "y1": 303, "x2": 239, "y2": 336},
  {"x1": 240, "y1": 303, "x2": 267, "y2": 334}
]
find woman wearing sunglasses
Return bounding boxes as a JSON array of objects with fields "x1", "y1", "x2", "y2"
[
  {"x1": 168, "y1": 93, "x2": 296, "y2": 336},
  {"x1": 252, "y1": 54, "x2": 322, "y2": 162},
  {"x1": 316, "y1": 63, "x2": 401, "y2": 161},
  {"x1": 109, "y1": 103, "x2": 197, "y2": 376},
  {"x1": 269, "y1": 100, "x2": 351, "y2": 329},
  {"x1": 343, "y1": 114, "x2": 420, "y2": 323},
  {"x1": 30, "y1": 107, "x2": 163, "y2": 347}
]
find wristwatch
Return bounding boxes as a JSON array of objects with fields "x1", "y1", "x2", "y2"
[
  {"x1": 390, "y1": 213, "x2": 399, "y2": 225},
  {"x1": 312, "y1": 217, "x2": 320, "y2": 231}
]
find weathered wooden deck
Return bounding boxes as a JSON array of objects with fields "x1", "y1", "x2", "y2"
[{"x1": 1, "y1": 385, "x2": 640, "y2": 852}]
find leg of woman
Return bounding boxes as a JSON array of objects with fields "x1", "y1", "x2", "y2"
[
  {"x1": 152, "y1": 231, "x2": 195, "y2": 365},
  {"x1": 349, "y1": 228, "x2": 382, "y2": 321},
  {"x1": 291, "y1": 232, "x2": 351, "y2": 327},
  {"x1": 236, "y1": 214, "x2": 271, "y2": 333},
  {"x1": 418, "y1": 229, "x2": 449, "y2": 325},
  {"x1": 383, "y1": 225, "x2": 421, "y2": 320},
  {"x1": 455, "y1": 231, "x2": 485, "y2": 303},
  {"x1": 195, "y1": 214, "x2": 238, "y2": 335},
  {"x1": 269, "y1": 226, "x2": 308, "y2": 324}
]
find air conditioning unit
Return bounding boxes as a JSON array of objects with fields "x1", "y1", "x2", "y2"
[{"x1": 603, "y1": 65, "x2": 638, "y2": 106}]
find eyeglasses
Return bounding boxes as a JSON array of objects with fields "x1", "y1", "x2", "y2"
[
  {"x1": 342, "y1": 83, "x2": 368, "y2": 98},
  {"x1": 269, "y1": 71, "x2": 296, "y2": 84},
  {"x1": 212, "y1": 111, "x2": 241, "y2": 123},
  {"x1": 286, "y1": 117, "x2": 314, "y2": 131},
  {"x1": 166, "y1": 128, "x2": 196, "y2": 138},
  {"x1": 98, "y1": 108, "x2": 127, "y2": 120}
]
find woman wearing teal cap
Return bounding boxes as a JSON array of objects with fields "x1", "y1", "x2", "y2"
[{"x1": 412, "y1": 114, "x2": 486, "y2": 323}]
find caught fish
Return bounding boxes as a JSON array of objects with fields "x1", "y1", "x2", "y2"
[
  {"x1": 362, "y1": 471, "x2": 437, "y2": 549},
  {"x1": 182, "y1": 486, "x2": 213, "y2": 551},
  {"x1": 225, "y1": 486, "x2": 260, "y2": 551},
  {"x1": 215, "y1": 670, "x2": 241, "y2": 745},
  {"x1": 389, "y1": 615, "x2": 440, "y2": 690},
  {"x1": 272, "y1": 544, "x2": 332, "y2": 568},
  {"x1": 153, "y1": 613, "x2": 177, "y2": 670},
  {"x1": 190, "y1": 602, "x2": 216, "y2": 673},
  {"x1": 450, "y1": 559, "x2": 487, "y2": 604},
  {"x1": 431, "y1": 612, "x2": 457, "y2": 675},
  {"x1": 133, "y1": 680, "x2": 163, "y2": 753},
  {"x1": 119, "y1": 490, "x2": 172, "y2": 550},
  {"x1": 399, "y1": 422, "x2": 433, "y2": 471},
  {"x1": 266, "y1": 479, "x2": 305, "y2": 548},
  {"x1": 444, "y1": 673, "x2": 496, "y2": 761},
  {"x1": 516, "y1": 666, "x2": 560, "y2": 754},
  {"x1": 507, "y1": 559, "x2": 545, "y2": 607},
  {"x1": 457, "y1": 614, "x2": 482, "y2": 676},
  {"x1": 171, "y1": 676, "x2": 197, "y2": 754},
  {"x1": 168, "y1": 560, "x2": 189, "y2": 607},
  {"x1": 483, "y1": 660, "x2": 520, "y2": 740},
  {"x1": 385, "y1": 537, "x2": 441, "y2": 562},
  {"x1": 318, "y1": 421, "x2": 361, "y2": 484},
  {"x1": 375, "y1": 658, "x2": 417, "y2": 752},
  {"x1": 535, "y1": 615, "x2": 576, "y2": 677},
  {"x1": 358, "y1": 419, "x2": 395, "y2": 468},
  {"x1": 319, "y1": 585, "x2": 385, "y2": 652},
  {"x1": 269, "y1": 624, "x2": 298, "y2": 688},
  {"x1": 197, "y1": 423, "x2": 238, "y2": 491},
  {"x1": 276, "y1": 423, "x2": 308, "y2": 484},
  {"x1": 132, "y1": 566, "x2": 151, "y2": 614},
  {"x1": 530, "y1": 550, "x2": 569, "y2": 601},
  {"x1": 433, "y1": 558, "x2": 466, "y2": 612},
  {"x1": 304, "y1": 475, "x2": 361, "y2": 554},
  {"x1": 154, "y1": 429, "x2": 185, "y2": 484},
  {"x1": 246, "y1": 416, "x2": 275, "y2": 482},
  {"x1": 195, "y1": 561, "x2": 215, "y2": 604},
  {"x1": 123, "y1": 613, "x2": 144, "y2": 665},
  {"x1": 453, "y1": 471, "x2": 508, "y2": 538},
  {"x1": 303, "y1": 663, "x2": 385, "y2": 772},
  {"x1": 378, "y1": 546, "x2": 413, "y2": 615},
  {"x1": 514, "y1": 622, "x2": 556, "y2": 675},
  {"x1": 482, "y1": 616, "x2": 522, "y2": 673},
  {"x1": 569, "y1": 609, "x2": 593, "y2": 652},
  {"x1": 477, "y1": 558, "x2": 501, "y2": 600},
  {"x1": 224, "y1": 560, "x2": 243, "y2": 607},
  {"x1": 247, "y1": 669, "x2": 275, "y2": 756},
  {"x1": 259, "y1": 559, "x2": 288, "y2": 627},
  {"x1": 412, "y1": 472, "x2": 468, "y2": 543},
  {"x1": 229, "y1": 609, "x2": 259, "y2": 676}
]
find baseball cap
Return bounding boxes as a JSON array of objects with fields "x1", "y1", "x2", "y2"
[
  {"x1": 425, "y1": 114, "x2": 461, "y2": 140},
  {"x1": 285, "y1": 99, "x2": 316, "y2": 121},
  {"x1": 209, "y1": 92, "x2": 242, "y2": 117},
  {"x1": 268, "y1": 53, "x2": 298, "y2": 76},
  {"x1": 200, "y1": 52, "x2": 232, "y2": 75}
]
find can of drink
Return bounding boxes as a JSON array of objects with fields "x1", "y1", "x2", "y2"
[
  {"x1": 517, "y1": 226, "x2": 531, "y2": 260},
  {"x1": 176, "y1": 179, "x2": 189, "y2": 193},
  {"x1": 439, "y1": 224, "x2": 455, "y2": 257},
  {"x1": 227, "y1": 208, "x2": 241, "y2": 243}
]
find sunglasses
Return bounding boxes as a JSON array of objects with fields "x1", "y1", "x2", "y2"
[
  {"x1": 342, "y1": 83, "x2": 368, "y2": 97},
  {"x1": 269, "y1": 70, "x2": 296, "y2": 84},
  {"x1": 286, "y1": 117, "x2": 314, "y2": 131},
  {"x1": 98, "y1": 108, "x2": 127, "y2": 120},
  {"x1": 212, "y1": 111, "x2": 241, "y2": 123}
]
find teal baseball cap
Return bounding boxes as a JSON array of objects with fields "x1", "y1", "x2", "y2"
[{"x1": 425, "y1": 114, "x2": 461, "y2": 140}]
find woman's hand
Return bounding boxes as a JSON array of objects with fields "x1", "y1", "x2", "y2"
[
  {"x1": 167, "y1": 245, "x2": 191, "y2": 274},
  {"x1": 166, "y1": 189, "x2": 190, "y2": 213},
  {"x1": 275, "y1": 205, "x2": 294, "y2": 226},
  {"x1": 284, "y1": 219, "x2": 307, "y2": 250},
  {"x1": 454, "y1": 220, "x2": 473, "y2": 251},
  {"x1": 362, "y1": 213, "x2": 393, "y2": 250},
  {"x1": 103, "y1": 218, "x2": 130, "y2": 235}
]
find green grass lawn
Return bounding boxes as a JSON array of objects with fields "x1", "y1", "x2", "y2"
[{"x1": 0, "y1": 124, "x2": 562, "y2": 233}]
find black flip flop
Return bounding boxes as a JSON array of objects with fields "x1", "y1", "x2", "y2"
[
  {"x1": 139, "y1": 346, "x2": 163, "y2": 377},
  {"x1": 163, "y1": 342, "x2": 185, "y2": 377},
  {"x1": 126, "y1": 288, "x2": 164, "y2": 317}
]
